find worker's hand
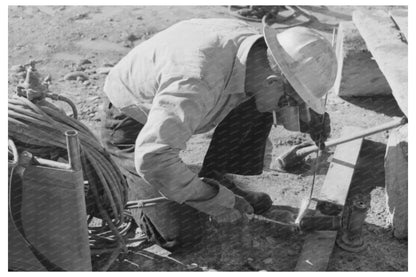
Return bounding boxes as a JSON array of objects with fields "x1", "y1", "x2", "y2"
[
  {"x1": 308, "y1": 111, "x2": 330, "y2": 149},
  {"x1": 212, "y1": 195, "x2": 254, "y2": 224}
]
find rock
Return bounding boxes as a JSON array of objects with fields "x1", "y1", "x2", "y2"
[
  {"x1": 72, "y1": 13, "x2": 89, "y2": 21},
  {"x1": 263, "y1": 258, "x2": 273, "y2": 264},
  {"x1": 96, "y1": 67, "x2": 112, "y2": 75},
  {"x1": 78, "y1": 59, "x2": 92, "y2": 66},
  {"x1": 125, "y1": 33, "x2": 139, "y2": 42},
  {"x1": 87, "y1": 96, "x2": 99, "y2": 102},
  {"x1": 186, "y1": 263, "x2": 198, "y2": 269},
  {"x1": 83, "y1": 80, "x2": 91, "y2": 86},
  {"x1": 85, "y1": 69, "x2": 96, "y2": 74},
  {"x1": 64, "y1": 71, "x2": 88, "y2": 81},
  {"x1": 353, "y1": 10, "x2": 408, "y2": 116},
  {"x1": 10, "y1": 64, "x2": 25, "y2": 73},
  {"x1": 385, "y1": 124, "x2": 408, "y2": 239},
  {"x1": 333, "y1": 21, "x2": 391, "y2": 97}
]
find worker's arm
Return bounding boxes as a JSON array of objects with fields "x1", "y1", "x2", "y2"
[{"x1": 134, "y1": 78, "x2": 236, "y2": 217}]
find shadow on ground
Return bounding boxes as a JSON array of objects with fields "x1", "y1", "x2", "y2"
[
  {"x1": 341, "y1": 95, "x2": 404, "y2": 118},
  {"x1": 349, "y1": 139, "x2": 386, "y2": 197},
  {"x1": 109, "y1": 205, "x2": 308, "y2": 271}
]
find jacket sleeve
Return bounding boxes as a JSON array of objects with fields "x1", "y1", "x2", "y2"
[{"x1": 134, "y1": 78, "x2": 235, "y2": 216}]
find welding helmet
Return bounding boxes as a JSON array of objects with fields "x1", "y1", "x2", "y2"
[{"x1": 263, "y1": 25, "x2": 337, "y2": 114}]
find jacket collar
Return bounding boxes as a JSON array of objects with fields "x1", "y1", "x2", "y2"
[{"x1": 224, "y1": 34, "x2": 264, "y2": 95}]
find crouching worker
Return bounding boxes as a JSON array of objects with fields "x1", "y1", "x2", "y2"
[{"x1": 100, "y1": 18, "x2": 337, "y2": 251}]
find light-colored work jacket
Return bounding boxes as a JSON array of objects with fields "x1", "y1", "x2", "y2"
[{"x1": 104, "y1": 18, "x2": 262, "y2": 216}]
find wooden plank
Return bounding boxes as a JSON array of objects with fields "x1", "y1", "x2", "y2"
[
  {"x1": 333, "y1": 21, "x2": 391, "y2": 97},
  {"x1": 295, "y1": 126, "x2": 364, "y2": 271},
  {"x1": 318, "y1": 126, "x2": 364, "y2": 206},
  {"x1": 353, "y1": 10, "x2": 408, "y2": 117},
  {"x1": 389, "y1": 9, "x2": 408, "y2": 40},
  {"x1": 295, "y1": 231, "x2": 338, "y2": 271}
]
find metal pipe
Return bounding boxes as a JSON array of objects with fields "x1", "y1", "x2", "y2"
[
  {"x1": 336, "y1": 194, "x2": 369, "y2": 252},
  {"x1": 31, "y1": 130, "x2": 81, "y2": 171},
  {"x1": 66, "y1": 130, "x2": 82, "y2": 171},
  {"x1": 296, "y1": 116, "x2": 407, "y2": 157},
  {"x1": 34, "y1": 157, "x2": 71, "y2": 170}
]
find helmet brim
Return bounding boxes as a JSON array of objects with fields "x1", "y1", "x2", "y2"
[{"x1": 263, "y1": 25, "x2": 325, "y2": 114}]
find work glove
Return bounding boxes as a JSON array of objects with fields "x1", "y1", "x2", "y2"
[
  {"x1": 186, "y1": 177, "x2": 254, "y2": 224},
  {"x1": 307, "y1": 111, "x2": 330, "y2": 150},
  {"x1": 212, "y1": 195, "x2": 254, "y2": 224}
]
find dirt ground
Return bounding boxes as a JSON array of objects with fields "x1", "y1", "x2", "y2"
[{"x1": 8, "y1": 5, "x2": 407, "y2": 271}]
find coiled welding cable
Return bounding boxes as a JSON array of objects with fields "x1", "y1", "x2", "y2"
[{"x1": 8, "y1": 95, "x2": 129, "y2": 245}]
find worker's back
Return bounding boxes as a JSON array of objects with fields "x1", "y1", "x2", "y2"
[{"x1": 104, "y1": 18, "x2": 260, "y2": 126}]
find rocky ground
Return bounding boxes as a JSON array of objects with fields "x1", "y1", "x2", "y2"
[{"x1": 8, "y1": 5, "x2": 407, "y2": 271}]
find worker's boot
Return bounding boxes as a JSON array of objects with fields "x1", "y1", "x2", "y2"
[{"x1": 201, "y1": 171, "x2": 273, "y2": 215}]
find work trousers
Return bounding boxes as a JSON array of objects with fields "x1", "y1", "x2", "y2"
[{"x1": 100, "y1": 96, "x2": 273, "y2": 251}]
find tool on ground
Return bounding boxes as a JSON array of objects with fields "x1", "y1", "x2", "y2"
[{"x1": 275, "y1": 116, "x2": 407, "y2": 171}]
